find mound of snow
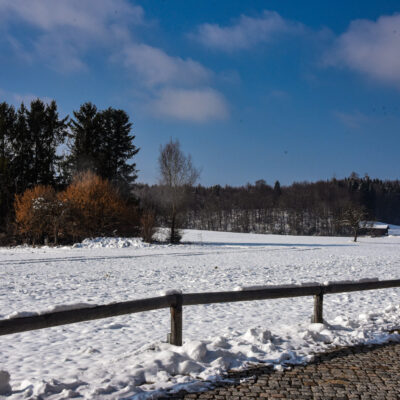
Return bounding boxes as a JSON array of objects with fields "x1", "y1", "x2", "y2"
[
  {"x1": 73, "y1": 237, "x2": 150, "y2": 249},
  {"x1": 89, "y1": 304, "x2": 400, "y2": 398},
  {"x1": 242, "y1": 327, "x2": 272, "y2": 343},
  {"x1": 6, "y1": 311, "x2": 38, "y2": 319}
]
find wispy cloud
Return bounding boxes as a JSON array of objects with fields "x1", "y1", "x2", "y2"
[
  {"x1": 13, "y1": 93, "x2": 53, "y2": 106},
  {"x1": 325, "y1": 14, "x2": 400, "y2": 87},
  {"x1": 120, "y1": 44, "x2": 212, "y2": 88},
  {"x1": 0, "y1": 0, "x2": 145, "y2": 72},
  {"x1": 190, "y1": 10, "x2": 304, "y2": 52},
  {"x1": 149, "y1": 88, "x2": 229, "y2": 122},
  {"x1": 5, "y1": 35, "x2": 33, "y2": 63},
  {"x1": 0, "y1": 0, "x2": 144, "y2": 35},
  {"x1": 0, "y1": 0, "x2": 229, "y2": 123},
  {"x1": 334, "y1": 110, "x2": 370, "y2": 129},
  {"x1": 118, "y1": 40, "x2": 229, "y2": 123},
  {"x1": 268, "y1": 89, "x2": 290, "y2": 100}
]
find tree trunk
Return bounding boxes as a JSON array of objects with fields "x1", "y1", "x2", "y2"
[
  {"x1": 54, "y1": 224, "x2": 58, "y2": 245},
  {"x1": 170, "y1": 212, "x2": 176, "y2": 244},
  {"x1": 170, "y1": 201, "x2": 180, "y2": 244}
]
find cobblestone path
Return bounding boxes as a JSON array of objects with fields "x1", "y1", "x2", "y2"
[{"x1": 165, "y1": 341, "x2": 400, "y2": 400}]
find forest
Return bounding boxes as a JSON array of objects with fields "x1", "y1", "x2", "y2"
[
  {"x1": 1, "y1": 98, "x2": 399, "y2": 244},
  {"x1": 135, "y1": 174, "x2": 400, "y2": 236}
]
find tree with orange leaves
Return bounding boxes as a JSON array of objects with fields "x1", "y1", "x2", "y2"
[
  {"x1": 14, "y1": 172, "x2": 140, "y2": 244},
  {"x1": 61, "y1": 171, "x2": 139, "y2": 242},
  {"x1": 14, "y1": 185, "x2": 64, "y2": 245}
]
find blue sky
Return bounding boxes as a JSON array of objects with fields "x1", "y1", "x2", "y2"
[{"x1": 1, "y1": 1, "x2": 400, "y2": 186}]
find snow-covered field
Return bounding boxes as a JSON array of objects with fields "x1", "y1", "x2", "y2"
[{"x1": 1, "y1": 229, "x2": 400, "y2": 399}]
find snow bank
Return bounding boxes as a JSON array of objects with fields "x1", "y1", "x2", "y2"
[
  {"x1": 73, "y1": 237, "x2": 150, "y2": 249},
  {"x1": 109, "y1": 306, "x2": 400, "y2": 398}
]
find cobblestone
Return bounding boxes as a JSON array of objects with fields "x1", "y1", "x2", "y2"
[{"x1": 164, "y1": 341, "x2": 400, "y2": 399}]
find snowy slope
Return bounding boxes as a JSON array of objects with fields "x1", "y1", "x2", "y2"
[
  {"x1": 388, "y1": 224, "x2": 400, "y2": 236},
  {"x1": 0, "y1": 230, "x2": 400, "y2": 398}
]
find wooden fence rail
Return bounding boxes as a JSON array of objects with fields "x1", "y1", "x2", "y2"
[{"x1": 1, "y1": 278, "x2": 400, "y2": 346}]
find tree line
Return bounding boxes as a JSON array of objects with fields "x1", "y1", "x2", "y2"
[
  {"x1": 135, "y1": 173, "x2": 400, "y2": 237},
  {"x1": 1, "y1": 97, "x2": 399, "y2": 244}
]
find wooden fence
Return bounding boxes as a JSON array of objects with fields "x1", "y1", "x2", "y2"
[{"x1": 1, "y1": 279, "x2": 400, "y2": 346}]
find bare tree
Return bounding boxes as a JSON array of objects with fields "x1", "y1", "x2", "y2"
[
  {"x1": 341, "y1": 206, "x2": 368, "y2": 242},
  {"x1": 158, "y1": 139, "x2": 199, "y2": 243}
]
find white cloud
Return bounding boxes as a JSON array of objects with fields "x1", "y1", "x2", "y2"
[
  {"x1": 0, "y1": 0, "x2": 231, "y2": 122},
  {"x1": 191, "y1": 10, "x2": 303, "y2": 51},
  {"x1": 150, "y1": 88, "x2": 229, "y2": 122},
  {"x1": 121, "y1": 44, "x2": 212, "y2": 87},
  {"x1": 34, "y1": 34, "x2": 88, "y2": 73},
  {"x1": 325, "y1": 14, "x2": 400, "y2": 86},
  {"x1": 0, "y1": 0, "x2": 145, "y2": 72},
  {"x1": 0, "y1": 0, "x2": 144, "y2": 35}
]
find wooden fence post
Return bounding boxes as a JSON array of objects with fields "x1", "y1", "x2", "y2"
[
  {"x1": 168, "y1": 293, "x2": 183, "y2": 346},
  {"x1": 312, "y1": 293, "x2": 323, "y2": 323}
]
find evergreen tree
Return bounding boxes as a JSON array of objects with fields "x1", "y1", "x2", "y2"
[
  {"x1": 66, "y1": 102, "x2": 102, "y2": 179},
  {"x1": 0, "y1": 102, "x2": 16, "y2": 228},
  {"x1": 67, "y1": 103, "x2": 139, "y2": 191},
  {"x1": 0, "y1": 102, "x2": 15, "y2": 160},
  {"x1": 26, "y1": 99, "x2": 68, "y2": 187},
  {"x1": 273, "y1": 180, "x2": 282, "y2": 196},
  {"x1": 273, "y1": 180, "x2": 282, "y2": 206},
  {"x1": 98, "y1": 107, "x2": 139, "y2": 188},
  {"x1": 11, "y1": 103, "x2": 34, "y2": 193}
]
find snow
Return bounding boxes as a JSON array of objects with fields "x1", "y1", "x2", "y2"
[
  {"x1": 0, "y1": 229, "x2": 400, "y2": 399},
  {"x1": 388, "y1": 223, "x2": 400, "y2": 236},
  {"x1": 73, "y1": 237, "x2": 150, "y2": 249},
  {"x1": 6, "y1": 311, "x2": 38, "y2": 319},
  {"x1": 5, "y1": 303, "x2": 98, "y2": 319},
  {"x1": 239, "y1": 284, "x2": 299, "y2": 291},
  {"x1": 45, "y1": 303, "x2": 98, "y2": 313},
  {"x1": 160, "y1": 289, "x2": 183, "y2": 296}
]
